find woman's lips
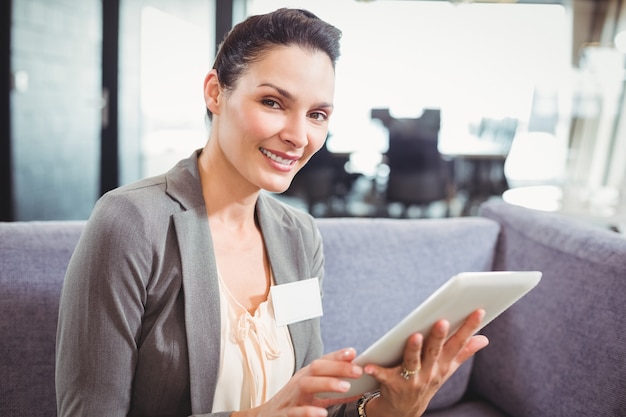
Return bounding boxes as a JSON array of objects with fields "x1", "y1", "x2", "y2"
[{"x1": 260, "y1": 148, "x2": 298, "y2": 166}]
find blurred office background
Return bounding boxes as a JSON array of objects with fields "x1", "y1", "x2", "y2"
[{"x1": 2, "y1": 0, "x2": 625, "y2": 231}]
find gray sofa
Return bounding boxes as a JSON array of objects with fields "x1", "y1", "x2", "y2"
[{"x1": 1, "y1": 200, "x2": 625, "y2": 416}]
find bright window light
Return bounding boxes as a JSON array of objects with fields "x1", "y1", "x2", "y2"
[{"x1": 615, "y1": 30, "x2": 626, "y2": 53}]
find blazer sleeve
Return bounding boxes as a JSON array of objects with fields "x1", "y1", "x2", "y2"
[{"x1": 56, "y1": 192, "x2": 155, "y2": 416}]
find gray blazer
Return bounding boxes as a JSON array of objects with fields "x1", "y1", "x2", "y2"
[{"x1": 56, "y1": 150, "x2": 354, "y2": 417}]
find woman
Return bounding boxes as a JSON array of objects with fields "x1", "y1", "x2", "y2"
[{"x1": 56, "y1": 8, "x2": 488, "y2": 417}]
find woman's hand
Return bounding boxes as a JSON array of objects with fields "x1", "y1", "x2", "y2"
[
  {"x1": 363, "y1": 309, "x2": 490, "y2": 417},
  {"x1": 233, "y1": 348, "x2": 363, "y2": 417}
]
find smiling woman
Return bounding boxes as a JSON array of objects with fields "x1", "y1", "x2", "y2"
[{"x1": 56, "y1": 7, "x2": 489, "y2": 417}]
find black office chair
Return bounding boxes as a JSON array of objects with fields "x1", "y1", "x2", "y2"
[{"x1": 375, "y1": 109, "x2": 452, "y2": 218}]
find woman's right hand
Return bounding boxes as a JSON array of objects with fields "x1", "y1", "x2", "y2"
[{"x1": 232, "y1": 348, "x2": 363, "y2": 417}]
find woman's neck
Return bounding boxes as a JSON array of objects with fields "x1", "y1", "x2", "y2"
[{"x1": 197, "y1": 142, "x2": 260, "y2": 230}]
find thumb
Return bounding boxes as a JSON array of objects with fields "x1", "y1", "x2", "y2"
[{"x1": 363, "y1": 363, "x2": 396, "y2": 386}]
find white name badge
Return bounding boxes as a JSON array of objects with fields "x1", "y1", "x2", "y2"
[{"x1": 270, "y1": 277, "x2": 323, "y2": 326}]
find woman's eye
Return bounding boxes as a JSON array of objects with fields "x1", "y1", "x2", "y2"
[
  {"x1": 262, "y1": 99, "x2": 281, "y2": 109},
  {"x1": 308, "y1": 111, "x2": 328, "y2": 121}
]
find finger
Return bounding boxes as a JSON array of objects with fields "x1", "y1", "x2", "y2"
[
  {"x1": 454, "y1": 334, "x2": 489, "y2": 364},
  {"x1": 308, "y1": 356, "x2": 363, "y2": 379},
  {"x1": 298, "y1": 375, "x2": 353, "y2": 397},
  {"x1": 455, "y1": 309, "x2": 485, "y2": 340},
  {"x1": 363, "y1": 334, "x2": 423, "y2": 387},
  {"x1": 299, "y1": 348, "x2": 360, "y2": 380},
  {"x1": 421, "y1": 319, "x2": 450, "y2": 374},
  {"x1": 441, "y1": 309, "x2": 485, "y2": 362},
  {"x1": 319, "y1": 347, "x2": 357, "y2": 363},
  {"x1": 362, "y1": 362, "x2": 396, "y2": 387},
  {"x1": 401, "y1": 332, "x2": 423, "y2": 374}
]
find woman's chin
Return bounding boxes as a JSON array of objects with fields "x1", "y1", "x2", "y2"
[{"x1": 261, "y1": 179, "x2": 293, "y2": 195}]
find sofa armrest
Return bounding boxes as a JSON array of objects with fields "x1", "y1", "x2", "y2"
[
  {"x1": 474, "y1": 200, "x2": 626, "y2": 416},
  {"x1": 0, "y1": 221, "x2": 85, "y2": 417}
]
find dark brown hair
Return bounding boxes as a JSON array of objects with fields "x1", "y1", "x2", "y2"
[{"x1": 207, "y1": 8, "x2": 342, "y2": 119}]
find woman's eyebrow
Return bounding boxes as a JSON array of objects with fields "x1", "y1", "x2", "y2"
[
  {"x1": 259, "y1": 82, "x2": 294, "y2": 100},
  {"x1": 258, "y1": 82, "x2": 334, "y2": 109}
]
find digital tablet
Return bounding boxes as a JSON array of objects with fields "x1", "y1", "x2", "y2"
[{"x1": 318, "y1": 270, "x2": 542, "y2": 399}]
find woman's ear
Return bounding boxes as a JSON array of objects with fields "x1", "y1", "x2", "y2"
[{"x1": 204, "y1": 69, "x2": 221, "y2": 115}]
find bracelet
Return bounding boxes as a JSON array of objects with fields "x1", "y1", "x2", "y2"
[{"x1": 357, "y1": 391, "x2": 380, "y2": 417}]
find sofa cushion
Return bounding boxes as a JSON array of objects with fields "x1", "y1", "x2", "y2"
[
  {"x1": 475, "y1": 200, "x2": 626, "y2": 416},
  {"x1": 317, "y1": 216, "x2": 500, "y2": 410},
  {"x1": 0, "y1": 221, "x2": 85, "y2": 417}
]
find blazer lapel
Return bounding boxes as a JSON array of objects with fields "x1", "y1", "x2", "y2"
[
  {"x1": 173, "y1": 207, "x2": 220, "y2": 414},
  {"x1": 164, "y1": 150, "x2": 221, "y2": 413}
]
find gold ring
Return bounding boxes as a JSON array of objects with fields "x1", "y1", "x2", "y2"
[{"x1": 400, "y1": 362, "x2": 420, "y2": 380}]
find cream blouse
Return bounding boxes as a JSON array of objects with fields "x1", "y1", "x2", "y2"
[{"x1": 212, "y1": 271, "x2": 295, "y2": 411}]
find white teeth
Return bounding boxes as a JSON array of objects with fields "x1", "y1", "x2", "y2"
[{"x1": 261, "y1": 148, "x2": 294, "y2": 166}]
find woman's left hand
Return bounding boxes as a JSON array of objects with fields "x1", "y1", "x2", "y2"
[{"x1": 362, "y1": 309, "x2": 490, "y2": 417}]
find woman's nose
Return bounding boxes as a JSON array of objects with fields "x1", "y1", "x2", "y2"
[{"x1": 280, "y1": 115, "x2": 308, "y2": 148}]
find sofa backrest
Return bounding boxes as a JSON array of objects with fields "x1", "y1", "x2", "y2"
[
  {"x1": 475, "y1": 200, "x2": 626, "y2": 417},
  {"x1": 0, "y1": 221, "x2": 85, "y2": 417},
  {"x1": 317, "y1": 216, "x2": 500, "y2": 410},
  {"x1": 0, "y1": 215, "x2": 502, "y2": 416}
]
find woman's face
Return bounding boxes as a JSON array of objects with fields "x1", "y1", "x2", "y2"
[{"x1": 206, "y1": 45, "x2": 336, "y2": 194}]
